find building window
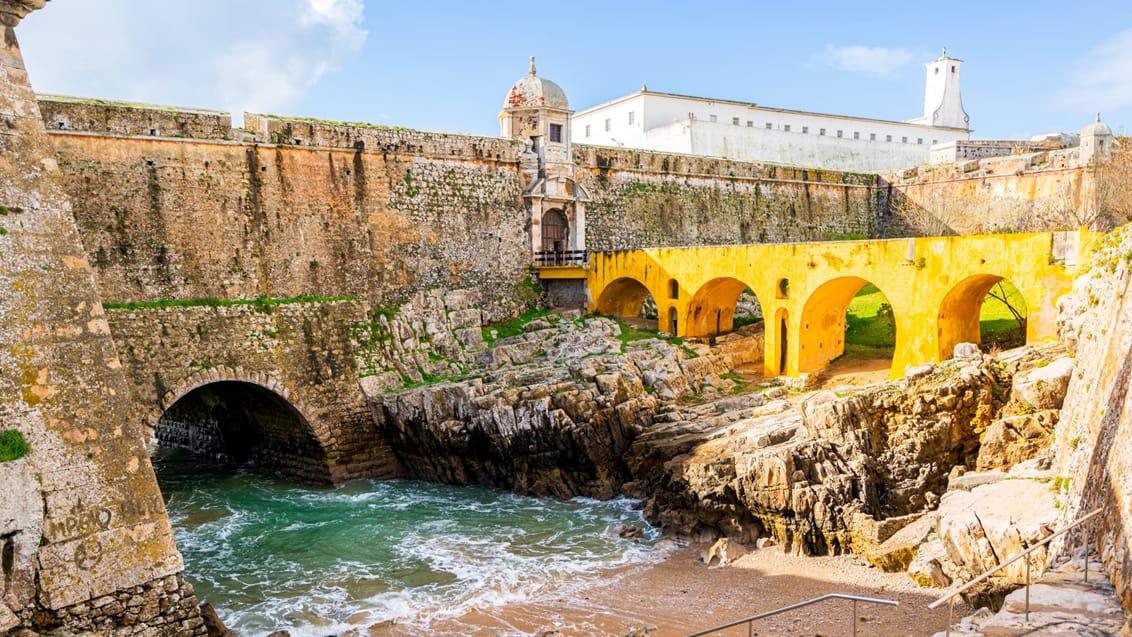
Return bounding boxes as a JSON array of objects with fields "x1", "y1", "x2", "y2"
[
  {"x1": 853, "y1": 131, "x2": 860, "y2": 140},
  {"x1": 932, "y1": 139, "x2": 938, "y2": 145},
  {"x1": 604, "y1": 118, "x2": 611, "y2": 132},
  {"x1": 766, "y1": 122, "x2": 773, "y2": 129},
  {"x1": 747, "y1": 120, "x2": 753, "y2": 127},
  {"x1": 951, "y1": 65, "x2": 956, "y2": 73},
  {"x1": 837, "y1": 130, "x2": 843, "y2": 138},
  {"x1": 917, "y1": 138, "x2": 923, "y2": 145},
  {"x1": 819, "y1": 128, "x2": 826, "y2": 136},
  {"x1": 585, "y1": 124, "x2": 591, "y2": 138},
  {"x1": 549, "y1": 123, "x2": 563, "y2": 143},
  {"x1": 709, "y1": 114, "x2": 717, "y2": 123},
  {"x1": 802, "y1": 126, "x2": 808, "y2": 134},
  {"x1": 784, "y1": 124, "x2": 791, "y2": 132},
  {"x1": 732, "y1": 117, "x2": 740, "y2": 125},
  {"x1": 870, "y1": 133, "x2": 876, "y2": 141},
  {"x1": 902, "y1": 136, "x2": 908, "y2": 143},
  {"x1": 886, "y1": 134, "x2": 892, "y2": 142},
  {"x1": 628, "y1": 111, "x2": 635, "y2": 125}
]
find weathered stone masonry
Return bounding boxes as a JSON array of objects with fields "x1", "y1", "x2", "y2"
[{"x1": 0, "y1": 4, "x2": 202, "y2": 633}]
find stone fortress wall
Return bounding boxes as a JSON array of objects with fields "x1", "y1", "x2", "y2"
[{"x1": 1, "y1": 75, "x2": 1117, "y2": 635}]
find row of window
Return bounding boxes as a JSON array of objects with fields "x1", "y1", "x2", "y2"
[{"x1": 582, "y1": 115, "x2": 938, "y2": 146}]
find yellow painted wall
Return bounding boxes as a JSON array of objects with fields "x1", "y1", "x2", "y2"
[{"x1": 587, "y1": 231, "x2": 1097, "y2": 379}]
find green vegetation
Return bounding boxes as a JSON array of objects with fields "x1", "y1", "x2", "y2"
[
  {"x1": 611, "y1": 318, "x2": 697, "y2": 357},
  {"x1": 481, "y1": 308, "x2": 552, "y2": 345},
  {"x1": 102, "y1": 294, "x2": 355, "y2": 311},
  {"x1": 0, "y1": 430, "x2": 30, "y2": 463},
  {"x1": 980, "y1": 280, "x2": 1027, "y2": 349},
  {"x1": 844, "y1": 280, "x2": 1028, "y2": 352},
  {"x1": 845, "y1": 284, "x2": 896, "y2": 351},
  {"x1": 732, "y1": 315, "x2": 763, "y2": 329}
]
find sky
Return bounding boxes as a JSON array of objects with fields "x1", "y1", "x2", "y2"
[{"x1": 17, "y1": 0, "x2": 1132, "y2": 141}]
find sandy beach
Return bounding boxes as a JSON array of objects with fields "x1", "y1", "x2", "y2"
[{"x1": 370, "y1": 545, "x2": 970, "y2": 637}]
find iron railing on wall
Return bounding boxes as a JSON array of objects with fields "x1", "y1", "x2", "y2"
[{"x1": 534, "y1": 249, "x2": 588, "y2": 266}]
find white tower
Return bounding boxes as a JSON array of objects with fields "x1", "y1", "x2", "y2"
[
  {"x1": 917, "y1": 49, "x2": 969, "y2": 130},
  {"x1": 1080, "y1": 113, "x2": 1113, "y2": 165}
]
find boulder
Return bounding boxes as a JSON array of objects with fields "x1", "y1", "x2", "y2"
[
  {"x1": 932, "y1": 478, "x2": 1058, "y2": 597},
  {"x1": 1006, "y1": 357, "x2": 1074, "y2": 413},
  {"x1": 701, "y1": 537, "x2": 748, "y2": 567},
  {"x1": 908, "y1": 537, "x2": 951, "y2": 588},
  {"x1": 865, "y1": 513, "x2": 936, "y2": 572},
  {"x1": 975, "y1": 410, "x2": 1057, "y2": 471},
  {"x1": 199, "y1": 602, "x2": 237, "y2": 637}
]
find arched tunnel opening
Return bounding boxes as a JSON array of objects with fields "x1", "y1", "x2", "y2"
[
  {"x1": 152, "y1": 381, "x2": 332, "y2": 485},
  {"x1": 799, "y1": 277, "x2": 896, "y2": 382},
  {"x1": 939, "y1": 275, "x2": 1029, "y2": 360},
  {"x1": 595, "y1": 277, "x2": 660, "y2": 330}
]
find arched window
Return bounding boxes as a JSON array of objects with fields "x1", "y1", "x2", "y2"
[
  {"x1": 541, "y1": 209, "x2": 568, "y2": 252},
  {"x1": 668, "y1": 279, "x2": 679, "y2": 299}
]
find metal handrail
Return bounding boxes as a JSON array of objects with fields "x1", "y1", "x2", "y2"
[
  {"x1": 685, "y1": 593, "x2": 898, "y2": 637},
  {"x1": 928, "y1": 507, "x2": 1103, "y2": 636},
  {"x1": 534, "y1": 249, "x2": 588, "y2": 266}
]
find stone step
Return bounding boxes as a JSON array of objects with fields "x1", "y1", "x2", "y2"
[{"x1": 932, "y1": 553, "x2": 1127, "y2": 636}]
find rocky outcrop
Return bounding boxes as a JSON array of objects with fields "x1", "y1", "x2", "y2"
[
  {"x1": 627, "y1": 352, "x2": 1012, "y2": 554},
  {"x1": 364, "y1": 297, "x2": 755, "y2": 499}
]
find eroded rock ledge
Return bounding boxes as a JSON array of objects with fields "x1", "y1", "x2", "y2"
[{"x1": 357, "y1": 288, "x2": 1071, "y2": 583}]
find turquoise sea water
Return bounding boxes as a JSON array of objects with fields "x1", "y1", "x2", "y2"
[{"x1": 154, "y1": 449, "x2": 663, "y2": 636}]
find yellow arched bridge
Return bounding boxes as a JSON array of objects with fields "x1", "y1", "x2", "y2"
[{"x1": 543, "y1": 230, "x2": 1096, "y2": 379}]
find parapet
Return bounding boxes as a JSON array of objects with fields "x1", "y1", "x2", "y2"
[
  {"x1": 573, "y1": 142, "x2": 880, "y2": 184},
  {"x1": 243, "y1": 113, "x2": 521, "y2": 162},
  {"x1": 38, "y1": 94, "x2": 234, "y2": 139}
]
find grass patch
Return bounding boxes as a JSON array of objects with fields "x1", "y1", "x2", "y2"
[
  {"x1": 845, "y1": 284, "x2": 895, "y2": 350},
  {"x1": 0, "y1": 430, "x2": 30, "y2": 462},
  {"x1": 732, "y1": 316, "x2": 763, "y2": 329},
  {"x1": 481, "y1": 308, "x2": 552, "y2": 345}
]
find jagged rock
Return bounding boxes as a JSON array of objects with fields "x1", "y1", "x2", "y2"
[
  {"x1": 931, "y1": 478, "x2": 1058, "y2": 603},
  {"x1": 975, "y1": 410, "x2": 1057, "y2": 471},
  {"x1": 1006, "y1": 356, "x2": 1073, "y2": 414},
  {"x1": 953, "y1": 342, "x2": 982, "y2": 360},
  {"x1": 0, "y1": 603, "x2": 18, "y2": 634},
  {"x1": 368, "y1": 314, "x2": 763, "y2": 500},
  {"x1": 631, "y1": 355, "x2": 1005, "y2": 554},
  {"x1": 701, "y1": 537, "x2": 747, "y2": 567},
  {"x1": 908, "y1": 537, "x2": 952, "y2": 588},
  {"x1": 199, "y1": 602, "x2": 236, "y2": 637},
  {"x1": 865, "y1": 513, "x2": 936, "y2": 572}
]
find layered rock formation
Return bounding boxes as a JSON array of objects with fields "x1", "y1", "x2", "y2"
[
  {"x1": 365, "y1": 287, "x2": 1071, "y2": 585},
  {"x1": 361, "y1": 291, "x2": 755, "y2": 499}
]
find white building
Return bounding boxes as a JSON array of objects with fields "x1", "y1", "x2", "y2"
[{"x1": 571, "y1": 52, "x2": 971, "y2": 172}]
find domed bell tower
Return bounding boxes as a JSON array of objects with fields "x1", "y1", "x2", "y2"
[{"x1": 500, "y1": 57, "x2": 589, "y2": 267}]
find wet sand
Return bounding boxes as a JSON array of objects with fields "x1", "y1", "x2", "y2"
[{"x1": 372, "y1": 546, "x2": 970, "y2": 637}]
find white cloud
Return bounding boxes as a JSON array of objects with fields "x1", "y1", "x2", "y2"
[
  {"x1": 18, "y1": 0, "x2": 367, "y2": 120},
  {"x1": 1058, "y1": 28, "x2": 1132, "y2": 113},
  {"x1": 819, "y1": 45, "x2": 914, "y2": 79}
]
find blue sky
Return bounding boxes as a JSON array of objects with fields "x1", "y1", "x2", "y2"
[{"x1": 18, "y1": 0, "x2": 1132, "y2": 141}]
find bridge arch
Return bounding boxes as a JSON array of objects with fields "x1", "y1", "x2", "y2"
[
  {"x1": 685, "y1": 277, "x2": 761, "y2": 337},
  {"x1": 594, "y1": 276, "x2": 660, "y2": 320},
  {"x1": 937, "y1": 274, "x2": 1029, "y2": 360},
  {"x1": 150, "y1": 369, "x2": 332, "y2": 484},
  {"x1": 799, "y1": 276, "x2": 897, "y2": 373}
]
